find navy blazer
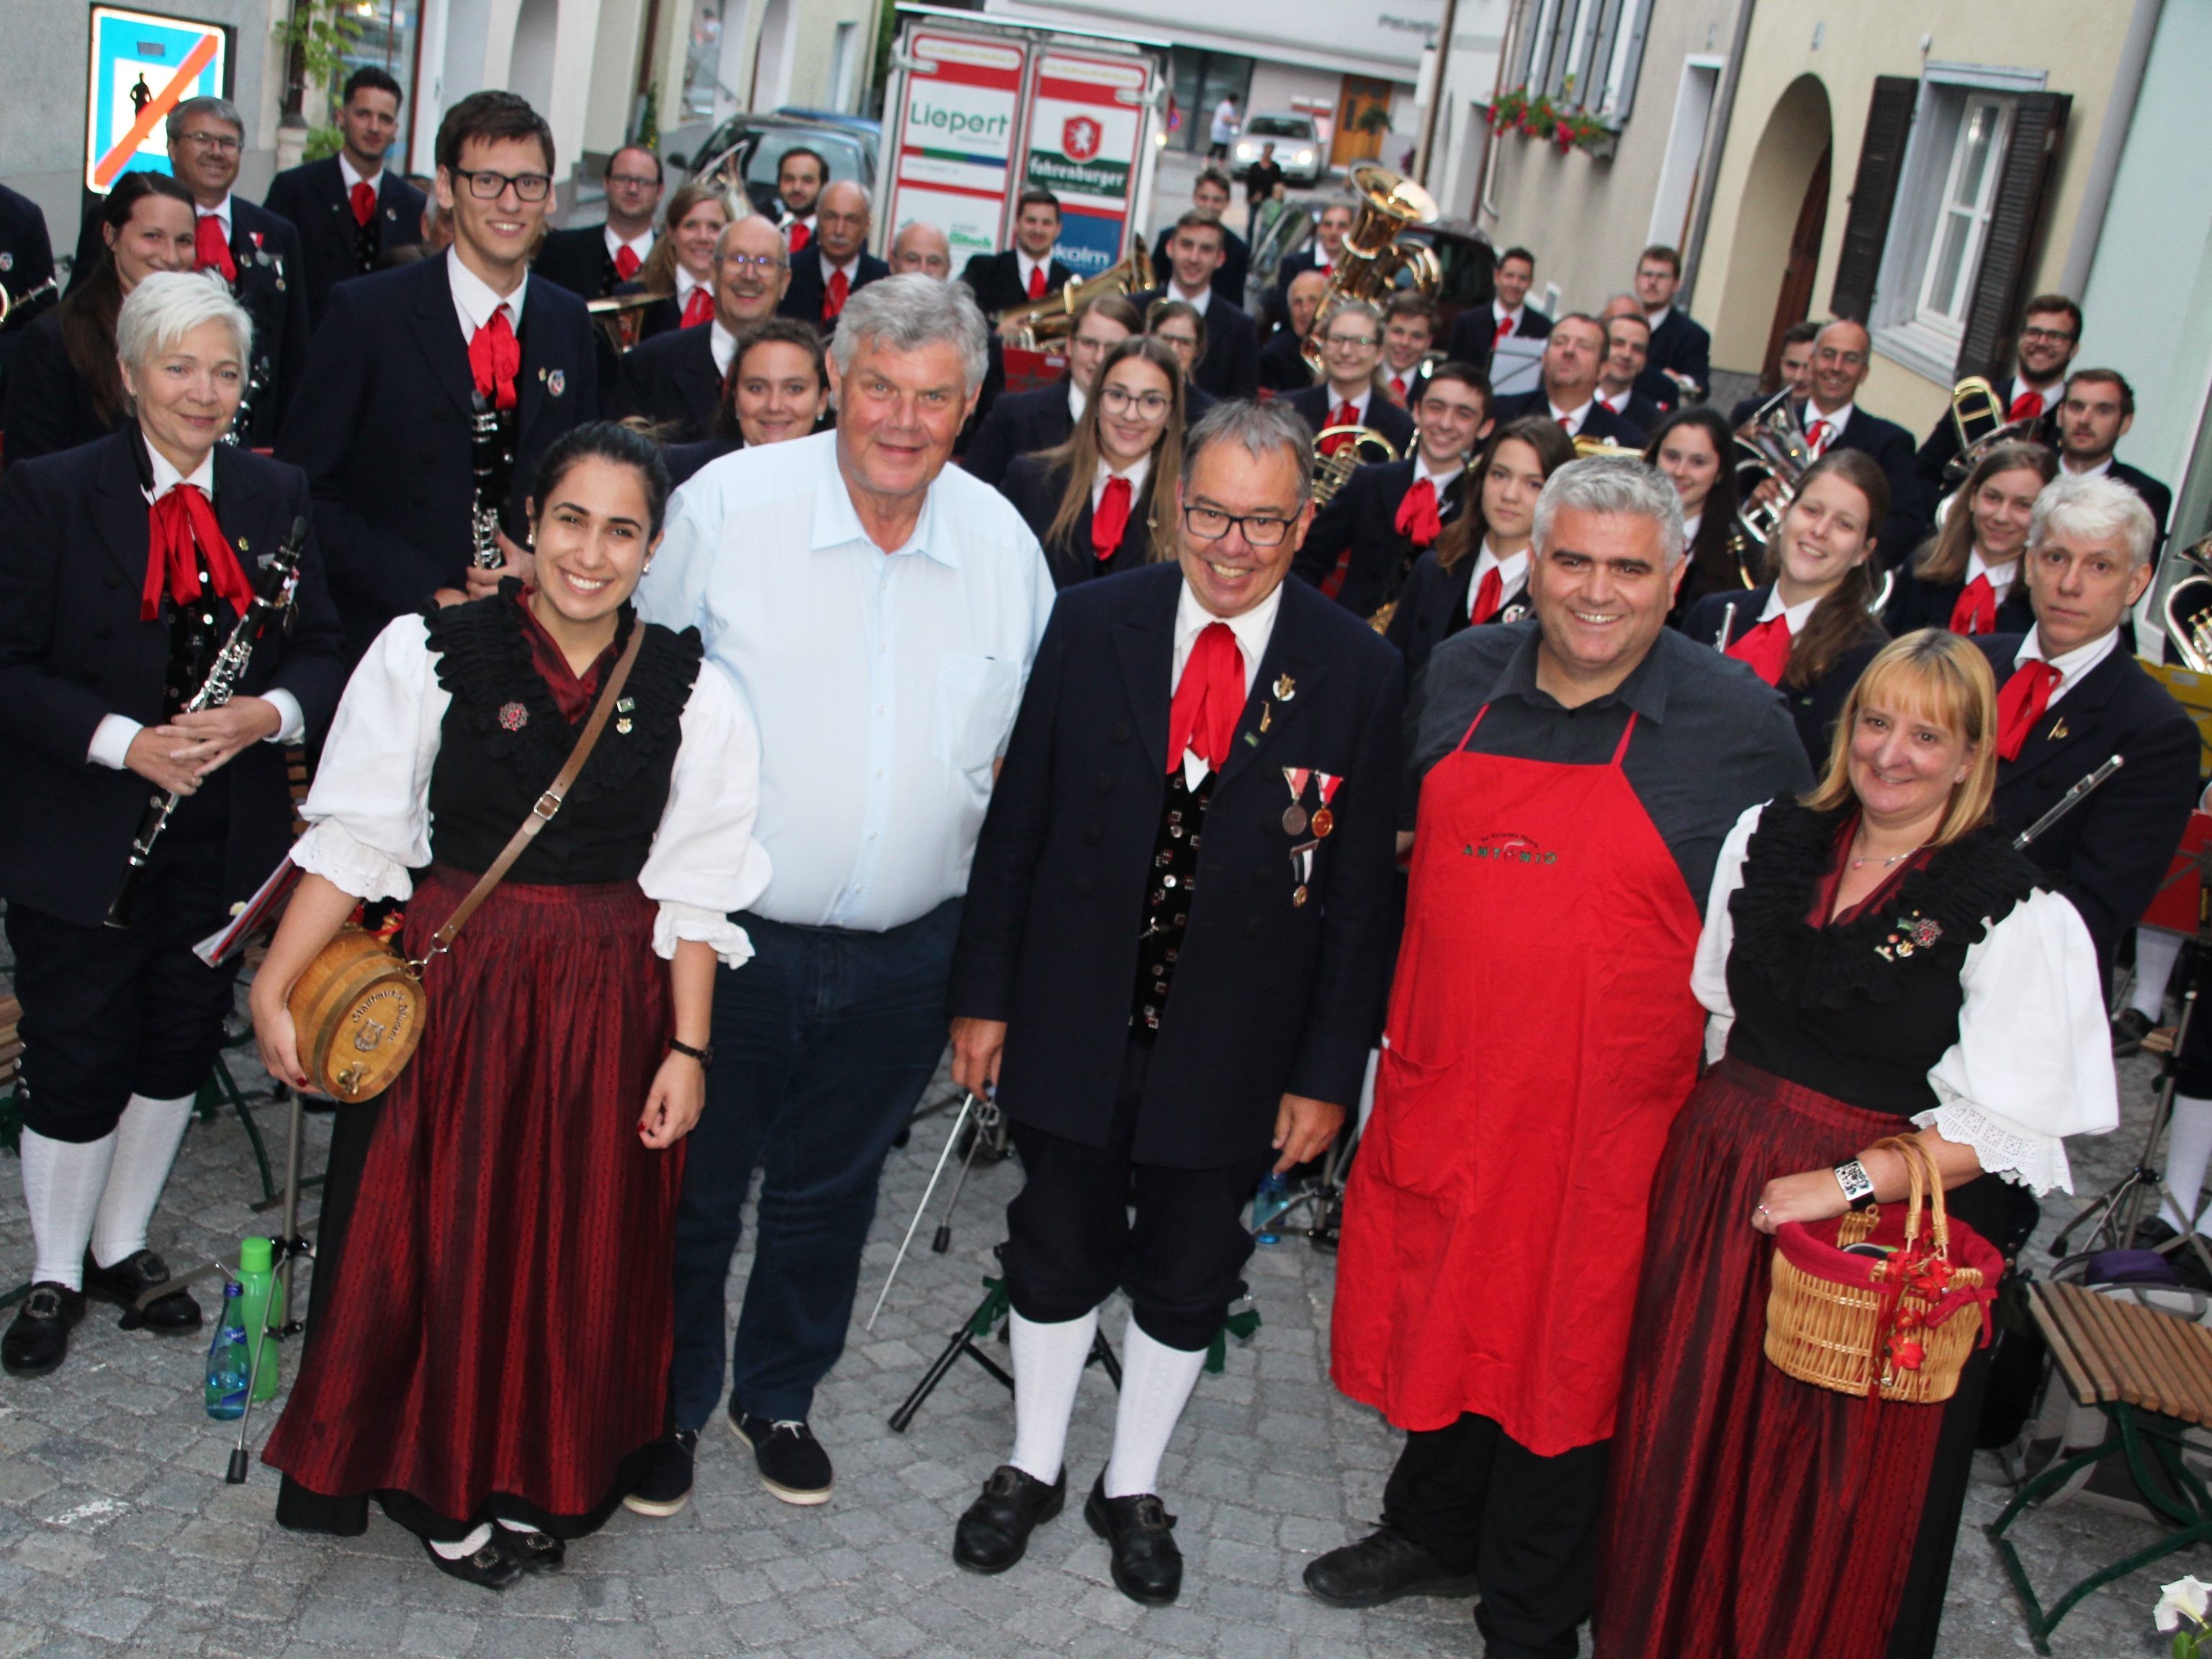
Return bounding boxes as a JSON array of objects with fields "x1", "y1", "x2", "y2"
[
  {"x1": 2108, "y1": 459, "x2": 2175, "y2": 548},
  {"x1": 1150, "y1": 226, "x2": 1249, "y2": 307},
  {"x1": 778, "y1": 246, "x2": 889, "y2": 333},
  {"x1": 275, "y1": 255, "x2": 598, "y2": 657},
  {"x1": 1882, "y1": 565, "x2": 2036, "y2": 638},
  {"x1": 948, "y1": 563, "x2": 1403, "y2": 1165},
  {"x1": 1385, "y1": 547, "x2": 1522, "y2": 688},
  {"x1": 1682, "y1": 583, "x2": 1885, "y2": 768},
  {"x1": 1444, "y1": 302, "x2": 1552, "y2": 377},
  {"x1": 1637, "y1": 308, "x2": 1710, "y2": 407},
  {"x1": 1603, "y1": 389, "x2": 1665, "y2": 441},
  {"x1": 962, "y1": 378, "x2": 1075, "y2": 490},
  {"x1": 0, "y1": 182, "x2": 58, "y2": 375},
  {"x1": 619, "y1": 321, "x2": 721, "y2": 443},
  {"x1": 960, "y1": 249, "x2": 1074, "y2": 318},
  {"x1": 2, "y1": 307, "x2": 120, "y2": 467},
  {"x1": 1796, "y1": 402, "x2": 1933, "y2": 572},
  {"x1": 1280, "y1": 385, "x2": 1416, "y2": 457},
  {"x1": 1291, "y1": 454, "x2": 1465, "y2": 620},
  {"x1": 1256, "y1": 325, "x2": 1312, "y2": 393},
  {"x1": 533, "y1": 223, "x2": 628, "y2": 302},
  {"x1": 1001, "y1": 453, "x2": 1161, "y2": 589},
  {"x1": 264, "y1": 158, "x2": 428, "y2": 323},
  {"x1": 1492, "y1": 389, "x2": 1645, "y2": 449},
  {"x1": 0, "y1": 428, "x2": 344, "y2": 925},
  {"x1": 1130, "y1": 287, "x2": 1259, "y2": 400},
  {"x1": 1973, "y1": 632, "x2": 2202, "y2": 977}
]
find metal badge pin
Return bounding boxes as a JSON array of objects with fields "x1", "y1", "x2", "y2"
[{"x1": 1274, "y1": 673, "x2": 1296, "y2": 701}]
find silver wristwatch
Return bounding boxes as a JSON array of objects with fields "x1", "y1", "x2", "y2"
[{"x1": 1833, "y1": 1159, "x2": 1876, "y2": 1203}]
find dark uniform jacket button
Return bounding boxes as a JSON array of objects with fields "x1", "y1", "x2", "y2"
[
  {"x1": 1094, "y1": 770, "x2": 1115, "y2": 793},
  {"x1": 1082, "y1": 823, "x2": 1102, "y2": 845},
  {"x1": 1245, "y1": 918, "x2": 1264, "y2": 938},
  {"x1": 1253, "y1": 864, "x2": 1272, "y2": 884},
  {"x1": 1074, "y1": 876, "x2": 1096, "y2": 896}
]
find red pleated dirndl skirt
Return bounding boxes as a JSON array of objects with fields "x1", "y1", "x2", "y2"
[
  {"x1": 262, "y1": 866, "x2": 680, "y2": 1535},
  {"x1": 1593, "y1": 1058, "x2": 1964, "y2": 1659}
]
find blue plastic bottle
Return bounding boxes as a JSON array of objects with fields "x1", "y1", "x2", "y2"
[
  {"x1": 235, "y1": 1237, "x2": 285, "y2": 1403},
  {"x1": 1253, "y1": 1172, "x2": 1291, "y2": 1244},
  {"x1": 204, "y1": 1280, "x2": 249, "y2": 1420}
]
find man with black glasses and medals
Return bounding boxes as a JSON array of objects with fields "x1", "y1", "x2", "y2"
[{"x1": 278, "y1": 91, "x2": 597, "y2": 657}]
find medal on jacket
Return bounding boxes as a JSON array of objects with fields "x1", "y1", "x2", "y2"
[
  {"x1": 1288, "y1": 839, "x2": 1318, "y2": 905},
  {"x1": 1311, "y1": 773, "x2": 1342, "y2": 838},
  {"x1": 1282, "y1": 766, "x2": 1312, "y2": 835}
]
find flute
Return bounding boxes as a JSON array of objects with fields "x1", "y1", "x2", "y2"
[
  {"x1": 1713, "y1": 601, "x2": 1736, "y2": 652},
  {"x1": 2014, "y1": 755, "x2": 2123, "y2": 850}
]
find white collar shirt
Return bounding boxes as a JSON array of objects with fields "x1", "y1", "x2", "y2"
[
  {"x1": 1965, "y1": 548, "x2": 2019, "y2": 595},
  {"x1": 1494, "y1": 300, "x2": 1521, "y2": 329},
  {"x1": 1682, "y1": 511, "x2": 1703, "y2": 554},
  {"x1": 1548, "y1": 397, "x2": 1594, "y2": 435},
  {"x1": 1600, "y1": 385, "x2": 1634, "y2": 414},
  {"x1": 783, "y1": 212, "x2": 816, "y2": 243},
  {"x1": 675, "y1": 266, "x2": 707, "y2": 311},
  {"x1": 1092, "y1": 451, "x2": 1151, "y2": 511},
  {"x1": 1068, "y1": 379, "x2": 1088, "y2": 425},
  {"x1": 710, "y1": 319, "x2": 738, "y2": 379},
  {"x1": 1169, "y1": 280, "x2": 1212, "y2": 316},
  {"x1": 2062, "y1": 454, "x2": 2114, "y2": 482},
  {"x1": 1411, "y1": 454, "x2": 1462, "y2": 496},
  {"x1": 337, "y1": 153, "x2": 381, "y2": 194},
  {"x1": 1469, "y1": 540, "x2": 1531, "y2": 619},
  {"x1": 143, "y1": 436, "x2": 215, "y2": 505},
  {"x1": 604, "y1": 223, "x2": 655, "y2": 267},
  {"x1": 1802, "y1": 399, "x2": 1854, "y2": 451},
  {"x1": 1171, "y1": 576, "x2": 1283, "y2": 788},
  {"x1": 823, "y1": 252, "x2": 862, "y2": 287},
  {"x1": 1326, "y1": 386, "x2": 1372, "y2": 425},
  {"x1": 1756, "y1": 587, "x2": 1824, "y2": 633},
  {"x1": 636, "y1": 430, "x2": 1056, "y2": 930},
  {"x1": 197, "y1": 193, "x2": 233, "y2": 242},
  {"x1": 1646, "y1": 304, "x2": 1672, "y2": 331},
  {"x1": 446, "y1": 245, "x2": 527, "y2": 341},
  {"x1": 1016, "y1": 251, "x2": 1053, "y2": 294},
  {"x1": 2017, "y1": 627, "x2": 2119, "y2": 710}
]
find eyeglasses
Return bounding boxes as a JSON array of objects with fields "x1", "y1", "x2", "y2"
[
  {"x1": 179, "y1": 131, "x2": 241, "y2": 154},
  {"x1": 606, "y1": 173, "x2": 660, "y2": 189},
  {"x1": 1183, "y1": 504, "x2": 1295, "y2": 547},
  {"x1": 720, "y1": 253, "x2": 787, "y2": 274},
  {"x1": 452, "y1": 166, "x2": 552, "y2": 202},
  {"x1": 2020, "y1": 326, "x2": 2077, "y2": 345},
  {"x1": 1100, "y1": 385, "x2": 1171, "y2": 418},
  {"x1": 1324, "y1": 333, "x2": 1379, "y2": 351}
]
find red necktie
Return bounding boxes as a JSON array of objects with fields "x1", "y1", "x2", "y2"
[
  {"x1": 1394, "y1": 477, "x2": 1442, "y2": 549},
  {"x1": 194, "y1": 215, "x2": 235, "y2": 282},
  {"x1": 1092, "y1": 475, "x2": 1132, "y2": 562},
  {"x1": 142, "y1": 485, "x2": 254, "y2": 622},
  {"x1": 1470, "y1": 566, "x2": 1503, "y2": 625},
  {"x1": 1321, "y1": 400, "x2": 1358, "y2": 457},
  {"x1": 1557, "y1": 415, "x2": 1573, "y2": 431},
  {"x1": 467, "y1": 305, "x2": 521, "y2": 412},
  {"x1": 788, "y1": 220, "x2": 811, "y2": 253},
  {"x1": 680, "y1": 286, "x2": 714, "y2": 328},
  {"x1": 1950, "y1": 574, "x2": 1998, "y2": 636},
  {"x1": 2008, "y1": 389, "x2": 2044, "y2": 422},
  {"x1": 1727, "y1": 614, "x2": 1794, "y2": 686},
  {"x1": 1027, "y1": 263, "x2": 1047, "y2": 300},
  {"x1": 1166, "y1": 621, "x2": 1245, "y2": 775},
  {"x1": 1806, "y1": 419, "x2": 1832, "y2": 456},
  {"x1": 1390, "y1": 374, "x2": 1410, "y2": 403},
  {"x1": 349, "y1": 181, "x2": 376, "y2": 227},
  {"x1": 613, "y1": 244, "x2": 642, "y2": 282},
  {"x1": 1996, "y1": 660, "x2": 2061, "y2": 761},
  {"x1": 824, "y1": 267, "x2": 850, "y2": 323},
  {"x1": 1493, "y1": 314, "x2": 1512, "y2": 348}
]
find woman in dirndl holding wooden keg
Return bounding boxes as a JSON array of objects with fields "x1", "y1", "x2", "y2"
[
  {"x1": 248, "y1": 421, "x2": 769, "y2": 1588},
  {"x1": 1593, "y1": 630, "x2": 2118, "y2": 1659}
]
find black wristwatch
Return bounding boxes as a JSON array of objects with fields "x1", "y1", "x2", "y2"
[{"x1": 670, "y1": 1038, "x2": 714, "y2": 1069}]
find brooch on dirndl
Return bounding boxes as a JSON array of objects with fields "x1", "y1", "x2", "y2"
[
  {"x1": 498, "y1": 701, "x2": 529, "y2": 731},
  {"x1": 1875, "y1": 913, "x2": 1943, "y2": 961}
]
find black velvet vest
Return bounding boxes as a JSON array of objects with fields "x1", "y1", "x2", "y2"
[
  {"x1": 1130, "y1": 767, "x2": 1213, "y2": 1039},
  {"x1": 1722, "y1": 799, "x2": 2043, "y2": 1118},
  {"x1": 421, "y1": 595, "x2": 702, "y2": 885}
]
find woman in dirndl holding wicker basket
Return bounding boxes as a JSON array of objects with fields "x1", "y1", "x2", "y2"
[
  {"x1": 1593, "y1": 629, "x2": 2118, "y2": 1659},
  {"x1": 247, "y1": 422, "x2": 770, "y2": 1588}
]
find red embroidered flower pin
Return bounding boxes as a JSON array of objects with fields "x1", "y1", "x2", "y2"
[{"x1": 498, "y1": 701, "x2": 528, "y2": 731}]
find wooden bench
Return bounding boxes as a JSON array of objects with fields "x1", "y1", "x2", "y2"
[{"x1": 1988, "y1": 1280, "x2": 2212, "y2": 1651}]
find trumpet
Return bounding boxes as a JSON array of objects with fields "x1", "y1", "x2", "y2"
[
  {"x1": 0, "y1": 273, "x2": 58, "y2": 329},
  {"x1": 992, "y1": 236, "x2": 1151, "y2": 350},
  {"x1": 588, "y1": 290, "x2": 663, "y2": 354},
  {"x1": 1941, "y1": 375, "x2": 2041, "y2": 493},
  {"x1": 1301, "y1": 164, "x2": 1442, "y2": 379},
  {"x1": 2162, "y1": 534, "x2": 2212, "y2": 672},
  {"x1": 1313, "y1": 424, "x2": 1398, "y2": 507}
]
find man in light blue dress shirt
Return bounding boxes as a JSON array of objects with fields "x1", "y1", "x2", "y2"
[{"x1": 632, "y1": 274, "x2": 1055, "y2": 1515}]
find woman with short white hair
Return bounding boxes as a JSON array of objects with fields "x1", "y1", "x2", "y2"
[{"x1": 0, "y1": 269, "x2": 346, "y2": 1379}]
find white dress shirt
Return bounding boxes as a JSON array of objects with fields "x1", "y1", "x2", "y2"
[
  {"x1": 1324, "y1": 386, "x2": 1372, "y2": 425},
  {"x1": 1411, "y1": 454, "x2": 1462, "y2": 497},
  {"x1": 823, "y1": 253, "x2": 862, "y2": 291},
  {"x1": 2015, "y1": 626, "x2": 2120, "y2": 710},
  {"x1": 291, "y1": 614, "x2": 771, "y2": 966},
  {"x1": 337, "y1": 153, "x2": 382, "y2": 195},
  {"x1": 88, "y1": 436, "x2": 305, "y2": 769},
  {"x1": 1695, "y1": 802, "x2": 2118, "y2": 1192},
  {"x1": 1467, "y1": 540, "x2": 1530, "y2": 620},
  {"x1": 1964, "y1": 547, "x2": 2019, "y2": 601},
  {"x1": 1170, "y1": 577, "x2": 1282, "y2": 788},
  {"x1": 674, "y1": 266, "x2": 709, "y2": 318},
  {"x1": 1682, "y1": 511, "x2": 1703, "y2": 556},
  {"x1": 1092, "y1": 451, "x2": 1151, "y2": 510},
  {"x1": 639, "y1": 430, "x2": 1055, "y2": 930},
  {"x1": 1802, "y1": 399, "x2": 1853, "y2": 454},
  {"x1": 2060, "y1": 454, "x2": 2115, "y2": 482},
  {"x1": 710, "y1": 319, "x2": 738, "y2": 379},
  {"x1": 1167, "y1": 280, "x2": 1212, "y2": 316},
  {"x1": 1753, "y1": 585, "x2": 1823, "y2": 635},
  {"x1": 1548, "y1": 397, "x2": 1595, "y2": 435},
  {"x1": 1016, "y1": 250, "x2": 1052, "y2": 295},
  {"x1": 1493, "y1": 301, "x2": 1523, "y2": 333},
  {"x1": 603, "y1": 223, "x2": 655, "y2": 267},
  {"x1": 1068, "y1": 379, "x2": 1088, "y2": 425},
  {"x1": 446, "y1": 245, "x2": 526, "y2": 343},
  {"x1": 197, "y1": 193, "x2": 233, "y2": 243},
  {"x1": 1645, "y1": 304, "x2": 1672, "y2": 331},
  {"x1": 1599, "y1": 385, "x2": 1635, "y2": 414}
]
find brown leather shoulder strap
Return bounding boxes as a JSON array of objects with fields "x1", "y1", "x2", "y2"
[{"x1": 423, "y1": 622, "x2": 648, "y2": 958}]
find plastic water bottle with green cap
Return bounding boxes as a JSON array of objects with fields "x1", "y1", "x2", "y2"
[{"x1": 235, "y1": 1236, "x2": 286, "y2": 1402}]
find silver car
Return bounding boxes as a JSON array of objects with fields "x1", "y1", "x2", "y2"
[{"x1": 1231, "y1": 114, "x2": 1326, "y2": 186}]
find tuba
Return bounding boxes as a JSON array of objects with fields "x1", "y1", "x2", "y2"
[
  {"x1": 1731, "y1": 389, "x2": 1817, "y2": 554},
  {"x1": 1312, "y1": 425, "x2": 1399, "y2": 508},
  {"x1": 2163, "y1": 536, "x2": 2212, "y2": 672},
  {"x1": 992, "y1": 235, "x2": 1151, "y2": 351},
  {"x1": 1300, "y1": 164, "x2": 1442, "y2": 378}
]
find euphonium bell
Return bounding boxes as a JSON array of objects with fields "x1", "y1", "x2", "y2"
[
  {"x1": 2163, "y1": 537, "x2": 2212, "y2": 673},
  {"x1": 588, "y1": 290, "x2": 664, "y2": 354},
  {"x1": 1300, "y1": 164, "x2": 1442, "y2": 378}
]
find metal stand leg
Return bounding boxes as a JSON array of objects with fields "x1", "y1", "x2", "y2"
[{"x1": 888, "y1": 1275, "x2": 1120, "y2": 1435}]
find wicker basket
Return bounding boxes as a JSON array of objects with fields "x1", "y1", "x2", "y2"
[{"x1": 1763, "y1": 1135, "x2": 2002, "y2": 1404}]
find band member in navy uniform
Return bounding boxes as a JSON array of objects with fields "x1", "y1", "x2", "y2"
[
  {"x1": 1149, "y1": 168, "x2": 1249, "y2": 307},
  {"x1": 1630, "y1": 245, "x2": 1709, "y2": 410},
  {"x1": 0, "y1": 181, "x2": 59, "y2": 392},
  {"x1": 962, "y1": 189, "x2": 1075, "y2": 323},
  {"x1": 1280, "y1": 300, "x2": 1418, "y2": 462},
  {"x1": 1914, "y1": 295, "x2": 2076, "y2": 496},
  {"x1": 532, "y1": 146, "x2": 665, "y2": 303},
  {"x1": 1443, "y1": 246, "x2": 1550, "y2": 376},
  {"x1": 2054, "y1": 369, "x2": 2172, "y2": 549},
  {"x1": 278, "y1": 91, "x2": 597, "y2": 658},
  {"x1": 945, "y1": 400, "x2": 1401, "y2": 1606},
  {"x1": 999, "y1": 336, "x2": 1184, "y2": 588},
  {"x1": 1292, "y1": 362, "x2": 1491, "y2": 624},
  {"x1": 1884, "y1": 441, "x2": 2054, "y2": 637},
  {"x1": 1596, "y1": 315, "x2": 1666, "y2": 438},
  {"x1": 6, "y1": 176, "x2": 196, "y2": 468},
  {"x1": 1971, "y1": 473, "x2": 2197, "y2": 982},
  {"x1": 1386, "y1": 416, "x2": 1574, "y2": 687},
  {"x1": 962, "y1": 296, "x2": 1140, "y2": 488},
  {"x1": 777, "y1": 181, "x2": 887, "y2": 336},
  {"x1": 662, "y1": 317, "x2": 830, "y2": 487},
  {"x1": 0, "y1": 272, "x2": 343, "y2": 1377},
  {"x1": 264, "y1": 68, "x2": 428, "y2": 324},
  {"x1": 1777, "y1": 320, "x2": 1930, "y2": 567},
  {"x1": 618, "y1": 215, "x2": 788, "y2": 443},
  {"x1": 1130, "y1": 212, "x2": 1260, "y2": 400},
  {"x1": 1491, "y1": 316, "x2": 1647, "y2": 449},
  {"x1": 1686, "y1": 449, "x2": 1892, "y2": 768}
]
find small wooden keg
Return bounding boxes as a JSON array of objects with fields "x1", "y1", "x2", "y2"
[{"x1": 286, "y1": 926, "x2": 426, "y2": 1102}]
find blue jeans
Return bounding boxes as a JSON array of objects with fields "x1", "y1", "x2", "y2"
[{"x1": 670, "y1": 899, "x2": 961, "y2": 1429}]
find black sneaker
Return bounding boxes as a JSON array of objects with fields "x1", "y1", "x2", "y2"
[
  {"x1": 82, "y1": 1249, "x2": 200, "y2": 1334},
  {"x1": 732, "y1": 1413, "x2": 832, "y2": 1506},
  {"x1": 2, "y1": 1282, "x2": 86, "y2": 1377},
  {"x1": 624, "y1": 1429, "x2": 699, "y2": 1517},
  {"x1": 2113, "y1": 1008, "x2": 2157, "y2": 1057},
  {"x1": 1303, "y1": 1525, "x2": 1481, "y2": 1606}
]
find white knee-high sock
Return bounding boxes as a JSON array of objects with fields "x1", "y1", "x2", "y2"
[
  {"x1": 19, "y1": 1128, "x2": 119, "y2": 1290},
  {"x1": 1102, "y1": 1316, "x2": 1208, "y2": 1499},
  {"x1": 1008, "y1": 1308, "x2": 1098, "y2": 1484},
  {"x1": 428, "y1": 1522, "x2": 495, "y2": 1559},
  {"x1": 90, "y1": 1092, "x2": 195, "y2": 1267},
  {"x1": 2133, "y1": 929, "x2": 2186, "y2": 1021},
  {"x1": 2162, "y1": 1094, "x2": 2212, "y2": 1235}
]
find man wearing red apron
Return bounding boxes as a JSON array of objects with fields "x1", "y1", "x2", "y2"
[{"x1": 1316, "y1": 457, "x2": 1811, "y2": 1658}]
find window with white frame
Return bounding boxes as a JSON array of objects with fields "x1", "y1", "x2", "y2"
[
  {"x1": 1510, "y1": 0, "x2": 1656, "y2": 126},
  {"x1": 1915, "y1": 96, "x2": 2012, "y2": 334}
]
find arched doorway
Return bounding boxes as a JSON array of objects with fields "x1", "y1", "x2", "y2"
[
  {"x1": 1711, "y1": 74, "x2": 1833, "y2": 378},
  {"x1": 511, "y1": 0, "x2": 558, "y2": 114}
]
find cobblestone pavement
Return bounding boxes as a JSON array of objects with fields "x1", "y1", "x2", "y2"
[{"x1": 0, "y1": 982, "x2": 2192, "y2": 1657}]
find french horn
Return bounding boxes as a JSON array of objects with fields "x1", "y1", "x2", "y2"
[
  {"x1": 1312, "y1": 424, "x2": 1399, "y2": 507},
  {"x1": 991, "y1": 235, "x2": 1152, "y2": 351}
]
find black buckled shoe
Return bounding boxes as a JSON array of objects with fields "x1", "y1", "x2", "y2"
[
  {"x1": 420, "y1": 1532, "x2": 523, "y2": 1591},
  {"x1": 503, "y1": 1526, "x2": 565, "y2": 1572},
  {"x1": 623, "y1": 1429, "x2": 698, "y2": 1518},
  {"x1": 732, "y1": 1413, "x2": 833, "y2": 1506},
  {"x1": 2, "y1": 1282, "x2": 86, "y2": 1377},
  {"x1": 1084, "y1": 1472, "x2": 1182, "y2": 1606},
  {"x1": 83, "y1": 1250, "x2": 200, "y2": 1334},
  {"x1": 1303, "y1": 1525, "x2": 1481, "y2": 1607},
  {"x1": 953, "y1": 1464, "x2": 1066, "y2": 1574}
]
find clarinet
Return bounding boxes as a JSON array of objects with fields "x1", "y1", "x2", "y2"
[
  {"x1": 104, "y1": 515, "x2": 310, "y2": 930},
  {"x1": 468, "y1": 393, "x2": 514, "y2": 570},
  {"x1": 219, "y1": 354, "x2": 270, "y2": 448},
  {"x1": 2013, "y1": 755, "x2": 2123, "y2": 850}
]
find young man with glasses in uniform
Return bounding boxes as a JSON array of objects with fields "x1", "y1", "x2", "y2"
[
  {"x1": 1915, "y1": 295, "x2": 2081, "y2": 495},
  {"x1": 533, "y1": 146, "x2": 665, "y2": 302},
  {"x1": 265, "y1": 67, "x2": 428, "y2": 323},
  {"x1": 276, "y1": 90, "x2": 598, "y2": 658}
]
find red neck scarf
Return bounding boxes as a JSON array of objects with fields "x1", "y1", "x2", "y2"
[
  {"x1": 613, "y1": 243, "x2": 643, "y2": 282},
  {"x1": 788, "y1": 218, "x2": 811, "y2": 253},
  {"x1": 143, "y1": 482, "x2": 254, "y2": 622},
  {"x1": 468, "y1": 304, "x2": 521, "y2": 411},
  {"x1": 680, "y1": 285, "x2": 715, "y2": 328},
  {"x1": 349, "y1": 180, "x2": 377, "y2": 227},
  {"x1": 1166, "y1": 621, "x2": 1244, "y2": 775},
  {"x1": 1395, "y1": 477, "x2": 1442, "y2": 549},
  {"x1": 2008, "y1": 387, "x2": 2046, "y2": 422},
  {"x1": 1996, "y1": 660, "x2": 2061, "y2": 761},
  {"x1": 194, "y1": 214, "x2": 235, "y2": 283},
  {"x1": 1092, "y1": 475, "x2": 1133, "y2": 562},
  {"x1": 824, "y1": 266, "x2": 851, "y2": 323},
  {"x1": 1726, "y1": 613, "x2": 1794, "y2": 686},
  {"x1": 1027, "y1": 261, "x2": 1047, "y2": 300},
  {"x1": 1950, "y1": 572, "x2": 1999, "y2": 635}
]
